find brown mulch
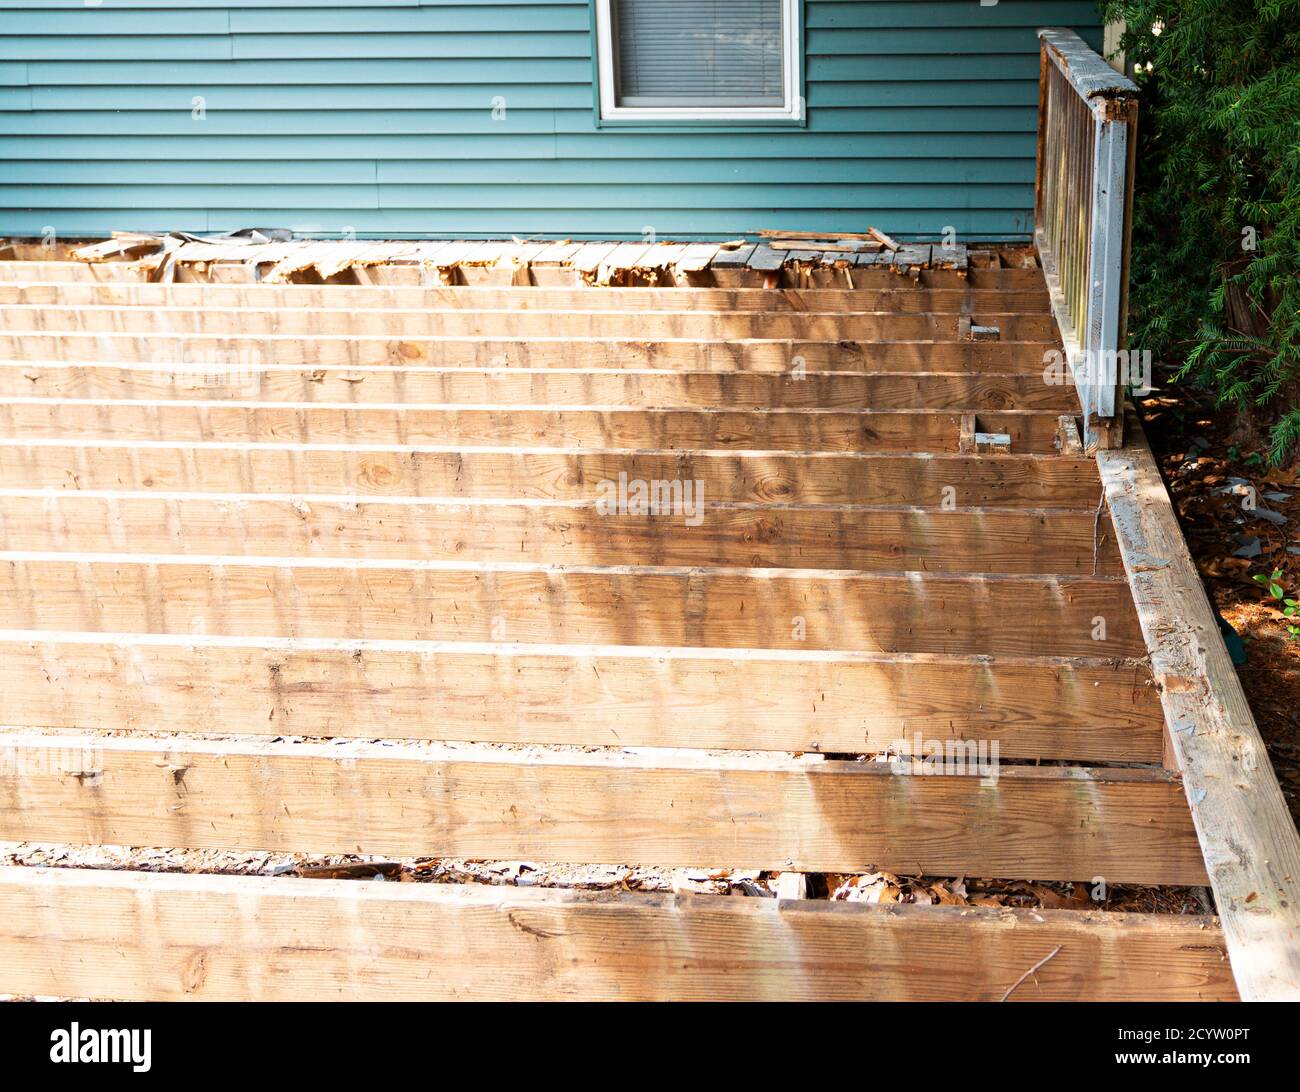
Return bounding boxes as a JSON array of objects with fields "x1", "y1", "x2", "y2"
[
  {"x1": 0, "y1": 842, "x2": 1210, "y2": 915},
  {"x1": 1138, "y1": 388, "x2": 1300, "y2": 827}
]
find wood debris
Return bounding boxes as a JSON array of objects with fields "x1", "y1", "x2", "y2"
[
  {"x1": 868, "y1": 226, "x2": 902, "y2": 251},
  {"x1": 49, "y1": 231, "x2": 993, "y2": 289}
]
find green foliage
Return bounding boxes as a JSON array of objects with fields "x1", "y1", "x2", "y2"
[
  {"x1": 1101, "y1": 1, "x2": 1300, "y2": 462},
  {"x1": 1252, "y1": 567, "x2": 1300, "y2": 638}
]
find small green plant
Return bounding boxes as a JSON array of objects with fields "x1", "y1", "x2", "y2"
[{"x1": 1253, "y1": 567, "x2": 1300, "y2": 639}]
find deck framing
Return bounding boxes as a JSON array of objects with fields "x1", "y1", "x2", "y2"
[{"x1": 0, "y1": 244, "x2": 1293, "y2": 1001}]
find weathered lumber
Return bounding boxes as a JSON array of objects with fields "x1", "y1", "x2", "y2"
[
  {"x1": 0, "y1": 555, "x2": 1146, "y2": 656},
  {"x1": 1098, "y1": 409, "x2": 1300, "y2": 1001},
  {"x1": 0, "y1": 260, "x2": 1052, "y2": 291},
  {"x1": 0, "y1": 492, "x2": 1123, "y2": 575},
  {"x1": 0, "y1": 364, "x2": 1076, "y2": 412},
  {"x1": 0, "y1": 867, "x2": 1235, "y2": 1001},
  {"x1": 0, "y1": 303, "x2": 1058, "y2": 342},
  {"x1": 0, "y1": 282, "x2": 1054, "y2": 315},
  {"x1": 0, "y1": 401, "x2": 1065, "y2": 453},
  {"x1": 0, "y1": 633, "x2": 1163, "y2": 761},
  {"x1": 0, "y1": 443, "x2": 1106, "y2": 506},
  {"x1": 0, "y1": 733, "x2": 1205, "y2": 882},
  {"x1": 0, "y1": 332, "x2": 1061, "y2": 373}
]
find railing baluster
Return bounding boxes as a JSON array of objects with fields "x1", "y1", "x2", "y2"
[{"x1": 1034, "y1": 28, "x2": 1138, "y2": 449}]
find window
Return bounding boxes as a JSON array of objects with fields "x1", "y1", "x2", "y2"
[{"x1": 594, "y1": 0, "x2": 803, "y2": 123}]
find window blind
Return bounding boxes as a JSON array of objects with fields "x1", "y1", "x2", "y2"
[{"x1": 610, "y1": 0, "x2": 786, "y2": 108}]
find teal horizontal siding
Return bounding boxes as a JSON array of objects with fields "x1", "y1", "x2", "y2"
[
  {"x1": 7, "y1": 183, "x2": 1032, "y2": 210},
  {"x1": 9, "y1": 80, "x2": 1039, "y2": 111},
  {"x1": 27, "y1": 59, "x2": 591, "y2": 83},
  {"x1": 5, "y1": 158, "x2": 1033, "y2": 185},
  {"x1": 0, "y1": 132, "x2": 1035, "y2": 159},
  {"x1": 0, "y1": 106, "x2": 1036, "y2": 135},
  {"x1": 0, "y1": 1, "x2": 1104, "y2": 241},
  {"x1": 2, "y1": 209, "x2": 1044, "y2": 237}
]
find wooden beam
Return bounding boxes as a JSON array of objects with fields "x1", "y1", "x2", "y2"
[
  {"x1": 0, "y1": 364, "x2": 1076, "y2": 412},
  {"x1": 1098, "y1": 409, "x2": 1300, "y2": 1001},
  {"x1": 0, "y1": 492, "x2": 1123, "y2": 576},
  {"x1": 0, "y1": 281, "x2": 1055, "y2": 316},
  {"x1": 0, "y1": 260, "x2": 1052, "y2": 291},
  {"x1": 0, "y1": 401, "x2": 1066, "y2": 453},
  {"x1": 0, "y1": 555, "x2": 1146, "y2": 657},
  {"x1": 0, "y1": 303, "x2": 1057, "y2": 342},
  {"x1": 0, "y1": 444, "x2": 1107, "y2": 507},
  {"x1": 0, "y1": 634, "x2": 1164, "y2": 761},
  {"x1": 0, "y1": 733, "x2": 1206, "y2": 882},
  {"x1": 0, "y1": 867, "x2": 1235, "y2": 1001},
  {"x1": 0, "y1": 333, "x2": 1061, "y2": 373}
]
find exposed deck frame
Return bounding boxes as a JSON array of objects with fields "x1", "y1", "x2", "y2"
[{"x1": 0, "y1": 249, "x2": 1295, "y2": 1002}]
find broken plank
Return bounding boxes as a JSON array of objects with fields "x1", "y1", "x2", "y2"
[
  {"x1": 530, "y1": 240, "x2": 581, "y2": 264},
  {"x1": 758, "y1": 229, "x2": 880, "y2": 241},
  {"x1": 894, "y1": 245, "x2": 932, "y2": 270},
  {"x1": 0, "y1": 261, "x2": 1052, "y2": 291},
  {"x1": 746, "y1": 244, "x2": 787, "y2": 272},
  {"x1": 673, "y1": 243, "x2": 720, "y2": 273},
  {"x1": 869, "y1": 227, "x2": 902, "y2": 252},
  {"x1": 708, "y1": 243, "x2": 756, "y2": 267}
]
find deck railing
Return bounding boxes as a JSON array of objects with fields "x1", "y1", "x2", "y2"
[{"x1": 1034, "y1": 28, "x2": 1138, "y2": 449}]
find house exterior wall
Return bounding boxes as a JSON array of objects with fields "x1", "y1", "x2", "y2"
[{"x1": 0, "y1": 1, "x2": 1104, "y2": 241}]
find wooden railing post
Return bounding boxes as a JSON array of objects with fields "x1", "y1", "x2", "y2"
[{"x1": 1034, "y1": 28, "x2": 1138, "y2": 449}]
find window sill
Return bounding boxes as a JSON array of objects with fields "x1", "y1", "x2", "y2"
[{"x1": 594, "y1": 114, "x2": 808, "y2": 131}]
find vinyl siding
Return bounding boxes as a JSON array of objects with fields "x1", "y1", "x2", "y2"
[{"x1": 0, "y1": 0, "x2": 1104, "y2": 240}]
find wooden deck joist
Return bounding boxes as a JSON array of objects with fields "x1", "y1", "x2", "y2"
[
  {"x1": 0, "y1": 492, "x2": 1123, "y2": 575},
  {"x1": 0, "y1": 868, "x2": 1235, "y2": 1002},
  {"x1": 0, "y1": 733, "x2": 1206, "y2": 883},
  {"x1": 0, "y1": 401, "x2": 1066, "y2": 453},
  {"x1": 0, "y1": 633, "x2": 1163, "y2": 762},
  {"x1": 0, "y1": 304, "x2": 1058, "y2": 342},
  {"x1": 0, "y1": 443, "x2": 1108, "y2": 506},
  {"x1": 0, "y1": 333, "x2": 1061, "y2": 373},
  {"x1": 0, "y1": 282, "x2": 1055, "y2": 315},
  {"x1": 0, "y1": 555, "x2": 1145, "y2": 657},
  {"x1": 0, "y1": 363, "x2": 1077, "y2": 412}
]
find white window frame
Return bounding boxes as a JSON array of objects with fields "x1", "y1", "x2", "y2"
[{"x1": 594, "y1": 0, "x2": 803, "y2": 123}]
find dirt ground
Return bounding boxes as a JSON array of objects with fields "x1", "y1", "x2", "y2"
[{"x1": 1138, "y1": 386, "x2": 1300, "y2": 827}]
